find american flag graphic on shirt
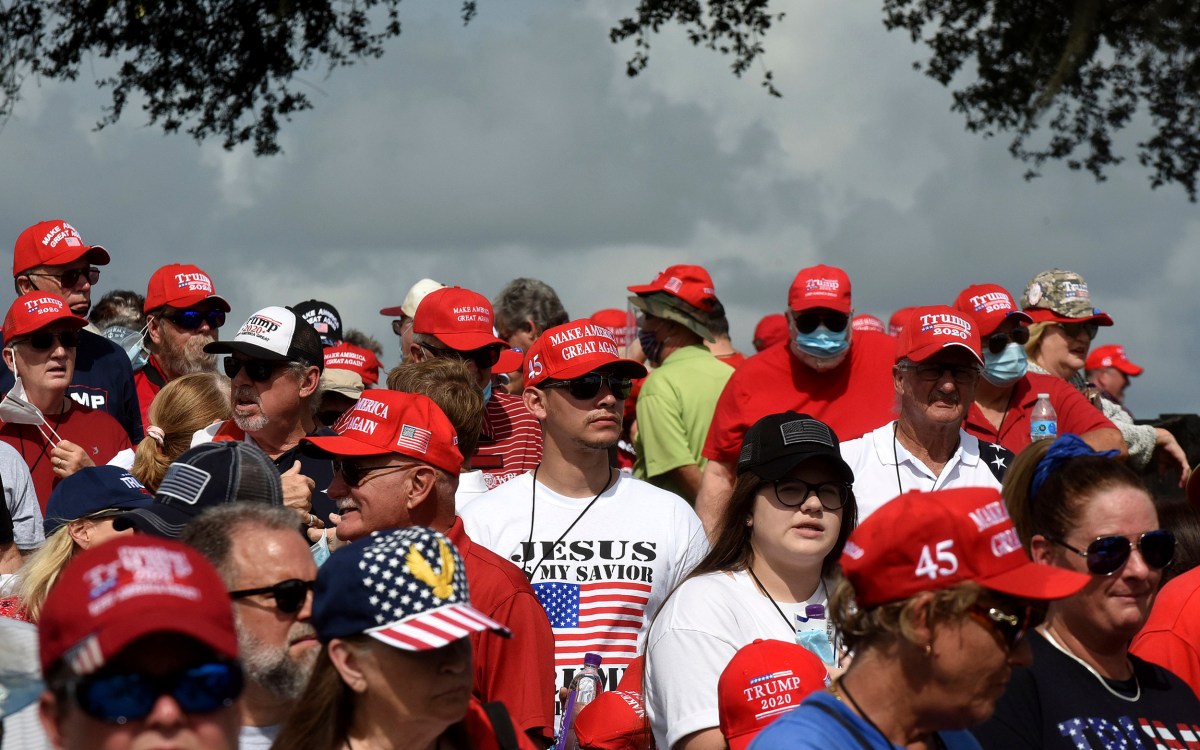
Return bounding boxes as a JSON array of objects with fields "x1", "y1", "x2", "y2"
[
  {"x1": 533, "y1": 580, "x2": 653, "y2": 669},
  {"x1": 396, "y1": 424, "x2": 431, "y2": 453}
]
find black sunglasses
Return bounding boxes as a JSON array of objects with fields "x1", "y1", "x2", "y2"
[
  {"x1": 163, "y1": 310, "x2": 226, "y2": 331},
  {"x1": 1049, "y1": 529, "x2": 1175, "y2": 576},
  {"x1": 968, "y1": 603, "x2": 1032, "y2": 651},
  {"x1": 222, "y1": 357, "x2": 284, "y2": 383},
  {"x1": 66, "y1": 660, "x2": 243, "y2": 724},
  {"x1": 792, "y1": 311, "x2": 849, "y2": 334},
  {"x1": 19, "y1": 331, "x2": 80, "y2": 351},
  {"x1": 27, "y1": 266, "x2": 101, "y2": 288},
  {"x1": 985, "y1": 327, "x2": 1030, "y2": 355},
  {"x1": 332, "y1": 459, "x2": 417, "y2": 488},
  {"x1": 229, "y1": 578, "x2": 316, "y2": 614},
  {"x1": 771, "y1": 479, "x2": 849, "y2": 510},
  {"x1": 541, "y1": 374, "x2": 633, "y2": 400},
  {"x1": 1054, "y1": 322, "x2": 1100, "y2": 341},
  {"x1": 420, "y1": 342, "x2": 503, "y2": 369}
]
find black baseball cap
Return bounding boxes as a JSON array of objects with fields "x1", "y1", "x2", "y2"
[
  {"x1": 737, "y1": 411, "x2": 854, "y2": 483},
  {"x1": 292, "y1": 299, "x2": 343, "y2": 347}
]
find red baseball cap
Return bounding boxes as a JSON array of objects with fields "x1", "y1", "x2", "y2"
[
  {"x1": 718, "y1": 639, "x2": 828, "y2": 750},
  {"x1": 952, "y1": 284, "x2": 1032, "y2": 337},
  {"x1": 591, "y1": 309, "x2": 634, "y2": 348},
  {"x1": 524, "y1": 319, "x2": 647, "y2": 389},
  {"x1": 894, "y1": 304, "x2": 983, "y2": 366},
  {"x1": 144, "y1": 263, "x2": 230, "y2": 313},
  {"x1": 1085, "y1": 344, "x2": 1143, "y2": 376},
  {"x1": 3, "y1": 292, "x2": 88, "y2": 341},
  {"x1": 888, "y1": 306, "x2": 916, "y2": 337},
  {"x1": 495, "y1": 346, "x2": 525, "y2": 374},
  {"x1": 324, "y1": 342, "x2": 382, "y2": 386},
  {"x1": 38, "y1": 536, "x2": 237, "y2": 676},
  {"x1": 840, "y1": 487, "x2": 1091, "y2": 608},
  {"x1": 573, "y1": 656, "x2": 651, "y2": 750},
  {"x1": 627, "y1": 265, "x2": 719, "y2": 314},
  {"x1": 851, "y1": 314, "x2": 886, "y2": 334},
  {"x1": 412, "y1": 287, "x2": 507, "y2": 352},
  {"x1": 752, "y1": 313, "x2": 789, "y2": 351},
  {"x1": 13, "y1": 220, "x2": 110, "y2": 276},
  {"x1": 302, "y1": 390, "x2": 463, "y2": 474},
  {"x1": 787, "y1": 265, "x2": 851, "y2": 314}
]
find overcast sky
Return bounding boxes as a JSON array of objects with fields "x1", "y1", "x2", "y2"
[{"x1": 0, "y1": 1, "x2": 1194, "y2": 418}]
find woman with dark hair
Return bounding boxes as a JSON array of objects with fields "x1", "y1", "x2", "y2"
[
  {"x1": 645, "y1": 412, "x2": 856, "y2": 750},
  {"x1": 972, "y1": 435, "x2": 1200, "y2": 748}
]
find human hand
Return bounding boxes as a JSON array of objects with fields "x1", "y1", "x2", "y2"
[{"x1": 50, "y1": 440, "x2": 95, "y2": 478}]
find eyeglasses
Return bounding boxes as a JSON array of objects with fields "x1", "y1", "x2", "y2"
[
  {"x1": 896, "y1": 362, "x2": 981, "y2": 384},
  {"x1": 17, "y1": 331, "x2": 80, "y2": 351},
  {"x1": 222, "y1": 357, "x2": 283, "y2": 383},
  {"x1": 332, "y1": 459, "x2": 418, "y2": 488},
  {"x1": 985, "y1": 327, "x2": 1030, "y2": 355},
  {"x1": 1048, "y1": 530, "x2": 1175, "y2": 576},
  {"x1": 968, "y1": 603, "x2": 1032, "y2": 651},
  {"x1": 26, "y1": 267, "x2": 101, "y2": 288},
  {"x1": 1053, "y1": 322, "x2": 1100, "y2": 341},
  {"x1": 419, "y1": 342, "x2": 502, "y2": 369},
  {"x1": 791, "y1": 311, "x2": 849, "y2": 334},
  {"x1": 391, "y1": 318, "x2": 409, "y2": 336},
  {"x1": 65, "y1": 660, "x2": 243, "y2": 724},
  {"x1": 229, "y1": 578, "x2": 316, "y2": 614},
  {"x1": 163, "y1": 310, "x2": 226, "y2": 331},
  {"x1": 541, "y1": 374, "x2": 634, "y2": 400},
  {"x1": 771, "y1": 479, "x2": 849, "y2": 510}
]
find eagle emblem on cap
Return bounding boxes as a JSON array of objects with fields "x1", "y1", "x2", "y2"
[{"x1": 406, "y1": 539, "x2": 455, "y2": 600}]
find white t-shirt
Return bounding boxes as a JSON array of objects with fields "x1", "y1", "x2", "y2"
[
  {"x1": 459, "y1": 470, "x2": 708, "y2": 711},
  {"x1": 840, "y1": 421, "x2": 1006, "y2": 520},
  {"x1": 644, "y1": 569, "x2": 834, "y2": 750},
  {"x1": 453, "y1": 469, "x2": 489, "y2": 511}
]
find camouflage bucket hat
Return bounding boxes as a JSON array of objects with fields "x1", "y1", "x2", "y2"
[
  {"x1": 629, "y1": 291, "x2": 716, "y2": 342},
  {"x1": 1020, "y1": 268, "x2": 1113, "y2": 325}
]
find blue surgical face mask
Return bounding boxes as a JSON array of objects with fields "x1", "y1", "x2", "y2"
[
  {"x1": 638, "y1": 328, "x2": 663, "y2": 365},
  {"x1": 482, "y1": 380, "x2": 493, "y2": 402},
  {"x1": 982, "y1": 341, "x2": 1028, "y2": 386},
  {"x1": 310, "y1": 532, "x2": 331, "y2": 567},
  {"x1": 793, "y1": 325, "x2": 849, "y2": 359}
]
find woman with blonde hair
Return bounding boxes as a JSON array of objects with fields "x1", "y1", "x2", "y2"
[{"x1": 129, "y1": 371, "x2": 230, "y2": 491}]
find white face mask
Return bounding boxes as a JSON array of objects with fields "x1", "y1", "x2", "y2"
[{"x1": 0, "y1": 346, "x2": 62, "y2": 445}]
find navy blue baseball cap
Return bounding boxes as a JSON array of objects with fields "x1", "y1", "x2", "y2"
[
  {"x1": 44, "y1": 466, "x2": 154, "y2": 536},
  {"x1": 113, "y1": 441, "x2": 284, "y2": 538},
  {"x1": 312, "y1": 527, "x2": 509, "y2": 650}
]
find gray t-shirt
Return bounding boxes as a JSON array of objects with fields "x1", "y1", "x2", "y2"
[{"x1": 0, "y1": 442, "x2": 42, "y2": 551}]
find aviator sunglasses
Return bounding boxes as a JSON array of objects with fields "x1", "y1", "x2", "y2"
[
  {"x1": 162, "y1": 310, "x2": 226, "y2": 331},
  {"x1": 18, "y1": 331, "x2": 80, "y2": 351},
  {"x1": 541, "y1": 374, "x2": 633, "y2": 400},
  {"x1": 64, "y1": 660, "x2": 243, "y2": 724},
  {"x1": 1048, "y1": 529, "x2": 1175, "y2": 576},
  {"x1": 222, "y1": 357, "x2": 284, "y2": 383},
  {"x1": 229, "y1": 578, "x2": 316, "y2": 614},
  {"x1": 26, "y1": 267, "x2": 101, "y2": 288},
  {"x1": 968, "y1": 602, "x2": 1033, "y2": 651},
  {"x1": 985, "y1": 327, "x2": 1029, "y2": 354}
]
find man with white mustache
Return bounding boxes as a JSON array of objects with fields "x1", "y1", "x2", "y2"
[{"x1": 839, "y1": 304, "x2": 1012, "y2": 521}]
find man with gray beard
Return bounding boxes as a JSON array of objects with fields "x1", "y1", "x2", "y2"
[
  {"x1": 134, "y1": 264, "x2": 229, "y2": 434},
  {"x1": 182, "y1": 503, "x2": 320, "y2": 750}
]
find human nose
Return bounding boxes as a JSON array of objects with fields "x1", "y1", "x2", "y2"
[
  {"x1": 327, "y1": 473, "x2": 350, "y2": 500},
  {"x1": 1122, "y1": 543, "x2": 1154, "y2": 580},
  {"x1": 441, "y1": 638, "x2": 472, "y2": 673},
  {"x1": 143, "y1": 691, "x2": 187, "y2": 730}
]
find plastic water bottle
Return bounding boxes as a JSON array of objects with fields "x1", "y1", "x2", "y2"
[
  {"x1": 1031, "y1": 393, "x2": 1057, "y2": 442},
  {"x1": 556, "y1": 653, "x2": 604, "y2": 750}
]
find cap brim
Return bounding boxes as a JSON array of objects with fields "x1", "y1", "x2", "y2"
[
  {"x1": 1024, "y1": 308, "x2": 1114, "y2": 326},
  {"x1": 428, "y1": 331, "x2": 508, "y2": 351},
  {"x1": 366, "y1": 602, "x2": 511, "y2": 651},
  {"x1": 1112, "y1": 361, "x2": 1143, "y2": 376},
  {"x1": 110, "y1": 504, "x2": 194, "y2": 539},
  {"x1": 539, "y1": 358, "x2": 648, "y2": 385},
  {"x1": 748, "y1": 449, "x2": 854, "y2": 484},
  {"x1": 628, "y1": 295, "x2": 715, "y2": 342},
  {"x1": 93, "y1": 610, "x2": 238, "y2": 676},
  {"x1": 379, "y1": 306, "x2": 406, "y2": 317},
  {"x1": 39, "y1": 244, "x2": 111, "y2": 269},
  {"x1": 495, "y1": 348, "x2": 525, "y2": 373},
  {"x1": 203, "y1": 340, "x2": 293, "y2": 361},
  {"x1": 626, "y1": 282, "x2": 661, "y2": 295},
  {"x1": 300, "y1": 434, "x2": 394, "y2": 459},
  {"x1": 790, "y1": 299, "x2": 851, "y2": 314},
  {"x1": 906, "y1": 342, "x2": 984, "y2": 366},
  {"x1": 978, "y1": 560, "x2": 1090, "y2": 601}
]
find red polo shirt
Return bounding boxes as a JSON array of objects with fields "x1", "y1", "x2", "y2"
[
  {"x1": 963, "y1": 372, "x2": 1115, "y2": 454},
  {"x1": 132, "y1": 356, "x2": 169, "y2": 433}
]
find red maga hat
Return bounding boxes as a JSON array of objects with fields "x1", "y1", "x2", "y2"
[
  {"x1": 3, "y1": 292, "x2": 87, "y2": 341},
  {"x1": 1085, "y1": 344, "x2": 1143, "y2": 376},
  {"x1": 13, "y1": 220, "x2": 110, "y2": 276},
  {"x1": 38, "y1": 536, "x2": 237, "y2": 676},
  {"x1": 752, "y1": 313, "x2": 789, "y2": 351},
  {"x1": 524, "y1": 319, "x2": 647, "y2": 389},
  {"x1": 895, "y1": 304, "x2": 983, "y2": 366},
  {"x1": 324, "y1": 342, "x2": 382, "y2": 386},
  {"x1": 840, "y1": 487, "x2": 1091, "y2": 608},
  {"x1": 412, "y1": 287, "x2": 507, "y2": 352},
  {"x1": 851, "y1": 314, "x2": 886, "y2": 334},
  {"x1": 952, "y1": 283, "x2": 1032, "y2": 338},
  {"x1": 718, "y1": 639, "x2": 828, "y2": 750},
  {"x1": 302, "y1": 390, "x2": 463, "y2": 474},
  {"x1": 888, "y1": 306, "x2": 916, "y2": 337},
  {"x1": 573, "y1": 656, "x2": 651, "y2": 750},
  {"x1": 627, "y1": 264, "x2": 719, "y2": 314},
  {"x1": 144, "y1": 264, "x2": 230, "y2": 313},
  {"x1": 591, "y1": 308, "x2": 634, "y2": 348},
  {"x1": 788, "y1": 265, "x2": 851, "y2": 314}
]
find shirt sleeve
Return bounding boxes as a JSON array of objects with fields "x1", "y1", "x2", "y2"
[
  {"x1": 1130, "y1": 629, "x2": 1200, "y2": 696},
  {"x1": 702, "y1": 375, "x2": 746, "y2": 464},
  {"x1": 636, "y1": 383, "x2": 697, "y2": 478},
  {"x1": 472, "y1": 587, "x2": 557, "y2": 741},
  {"x1": 647, "y1": 626, "x2": 739, "y2": 748},
  {"x1": 1, "y1": 445, "x2": 43, "y2": 551}
]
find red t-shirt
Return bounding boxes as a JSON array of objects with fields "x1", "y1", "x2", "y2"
[
  {"x1": 714, "y1": 351, "x2": 747, "y2": 370},
  {"x1": 962, "y1": 372, "x2": 1115, "y2": 455},
  {"x1": 0, "y1": 403, "x2": 132, "y2": 511},
  {"x1": 446, "y1": 517, "x2": 556, "y2": 742},
  {"x1": 132, "y1": 357, "x2": 169, "y2": 433},
  {"x1": 702, "y1": 333, "x2": 896, "y2": 464},
  {"x1": 459, "y1": 696, "x2": 542, "y2": 750},
  {"x1": 1131, "y1": 567, "x2": 1200, "y2": 700},
  {"x1": 475, "y1": 392, "x2": 542, "y2": 490}
]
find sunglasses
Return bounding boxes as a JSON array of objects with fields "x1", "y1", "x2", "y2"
[
  {"x1": 66, "y1": 660, "x2": 243, "y2": 724},
  {"x1": 792, "y1": 311, "x2": 849, "y2": 334},
  {"x1": 896, "y1": 362, "x2": 981, "y2": 384},
  {"x1": 163, "y1": 310, "x2": 226, "y2": 331},
  {"x1": 1053, "y1": 322, "x2": 1100, "y2": 341},
  {"x1": 27, "y1": 267, "x2": 101, "y2": 288},
  {"x1": 332, "y1": 459, "x2": 417, "y2": 488},
  {"x1": 968, "y1": 603, "x2": 1032, "y2": 651},
  {"x1": 541, "y1": 374, "x2": 633, "y2": 400},
  {"x1": 222, "y1": 357, "x2": 284, "y2": 383},
  {"x1": 771, "y1": 479, "x2": 849, "y2": 510},
  {"x1": 420, "y1": 342, "x2": 502, "y2": 369},
  {"x1": 18, "y1": 331, "x2": 80, "y2": 351},
  {"x1": 229, "y1": 578, "x2": 316, "y2": 614},
  {"x1": 1049, "y1": 529, "x2": 1175, "y2": 576},
  {"x1": 985, "y1": 327, "x2": 1030, "y2": 355}
]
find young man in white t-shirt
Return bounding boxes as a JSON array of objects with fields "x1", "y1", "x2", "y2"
[{"x1": 460, "y1": 318, "x2": 709, "y2": 715}]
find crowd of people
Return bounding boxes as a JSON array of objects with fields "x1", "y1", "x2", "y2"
[{"x1": 0, "y1": 217, "x2": 1198, "y2": 750}]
